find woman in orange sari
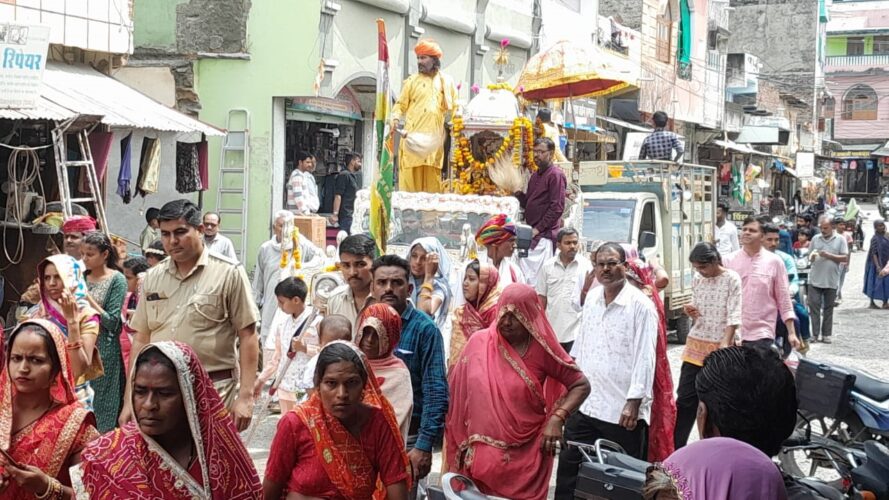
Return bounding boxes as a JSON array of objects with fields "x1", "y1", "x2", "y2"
[
  {"x1": 0, "y1": 319, "x2": 99, "y2": 499},
  {"x1": 264, "y1": 341, "x2": 410, "y2": 499},
  {"x1": 449, "y1": 260, "x2": 500, "y2": 369},
  {"x1": 445, "y1": 284, "x2": 591, "y2": 500}
]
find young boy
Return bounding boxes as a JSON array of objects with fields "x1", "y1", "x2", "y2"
[
  {"x1": 254, "y1": 277, "x2": 320, "y2": 413},
  {"x1": 793, "y1": 228, "x2": 812, "y2": 255},
  {"x1": 298, "y1": 315, "x2": 353, "y2": 396}
]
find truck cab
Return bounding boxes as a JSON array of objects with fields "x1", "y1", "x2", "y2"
[{"x1": 569, "y1": 160, "x2": 717, "y2": 342}]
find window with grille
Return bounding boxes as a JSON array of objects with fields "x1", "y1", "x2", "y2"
[
  {"x1": 847, "y1": 37, "x2": 865, "y2": 55},
  {"x1": 874, "y1": 36, "x2": 889, "y2": 55},
  {"x1": 842, "y1": 85, "x2": 878, "y2": 120},
  {"x1": 657, "y1": 17, "x2": 672, "y2": 63}
]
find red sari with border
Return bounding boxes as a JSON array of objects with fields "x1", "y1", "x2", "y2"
[
  {"x1": 291, "y1": 341, "x2": 411, "y2": 500},
  {"x1": 0, "y1": 319, "x2": 99, "y2": 499},
  {"x1": 78, "y1": 341, "x2": 261, "y2": 499}
]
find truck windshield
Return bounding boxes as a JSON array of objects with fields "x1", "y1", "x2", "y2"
[{"x1": 581, "y1": 199, "x2": 636, "y2": 243}]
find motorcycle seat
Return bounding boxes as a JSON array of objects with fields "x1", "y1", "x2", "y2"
[
  {"x1": 850, "y1": 369, "x2": 889, "y2": 402},
  {"x1": 603, "y1": 452, "x2": 651, "y2": 474}
]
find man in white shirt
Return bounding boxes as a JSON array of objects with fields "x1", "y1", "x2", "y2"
[
  {"x1": 555, "y1": 242, "x2": 658, "y2": 499},
  {"x1": 202, "y1": 212, "x2": 238, "y2": 262},
  {"x1": 715, "y1": 201, "x2": 740, "y2": 255},
  {"x1": 286, "y1": 151, "x2": 320, "y2": 215},
  {"x1": 325, "y1": 234, "x2": 375, "y2": 335},
  {"x1": 536, "y1": 228, "x2": 590, "y2": 353}
]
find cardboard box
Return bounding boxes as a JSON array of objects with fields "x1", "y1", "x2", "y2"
[{"x1": 294, "y1": 215, "x2": 328, "y2": 249}]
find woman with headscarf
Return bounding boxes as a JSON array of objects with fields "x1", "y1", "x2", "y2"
[
  {"x1": 475, "y1": 214, "x2": 526, "y2": 286},
  {"x1": 449, "y1": 260, "x2": 501, "y2": 369},
  {"x1": 0, "y1": 320, "x2": 100, "y2": 499},
  {"x1": 865, "y1": 219, "x2": 889, "y2": 309},
  {"x1": 264, "y1": 342, "x2": 410, "y2": 499},
  {"x1": 76, "y1": 341, "x2": 262, "y2": 499},
  {"x1": 253, "y1": 210, "x2": 322, "y2": 354},
  {"x1": 445, "y1": 284, "x2": 591, "y2": 500},
  {"x1": 356, "y1": 303, "x2": 413, "y2": 440},
  {"x1": 407, "y1": 237, "x2": 453, "y2": 329},
  {"x1": 27, "y1": 254, "x2": 103, "y2": 408},
  {"x1": 642, "y1": 437, "x2": 787, "y2": 500},
  {"x1": 625, "y1": 258, "x2": 676, "y2": 463}
]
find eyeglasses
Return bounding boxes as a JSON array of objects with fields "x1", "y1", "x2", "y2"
[{"x1": 596, "y1": 260, "x2": 624, "y2": 269}]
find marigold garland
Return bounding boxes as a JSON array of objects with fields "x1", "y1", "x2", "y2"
[
  {"x1": 450, "y1": 115, "x2": 534, "y2": 195},
  {"x1": 279, "y1": 227, "x2": 303, "y2": 271}
]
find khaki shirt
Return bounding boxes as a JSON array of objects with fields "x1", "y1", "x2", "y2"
[
  {"x1": 131, "y1": 249, "x2": 259, "y2": 373},
  {"x1": 325, "y1": 284, "x2": 366, "y2": 339}
]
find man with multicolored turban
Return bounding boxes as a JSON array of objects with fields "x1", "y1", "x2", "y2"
[
  {"x1": 61, "y1": 215, "x2": 98, "y2": 261},
  {"x1": 475, "y1": 214, "x2": 526, "y2": 286},
  {"x1": 392, "y1": 38, "x2": 459, "y2": 193}
]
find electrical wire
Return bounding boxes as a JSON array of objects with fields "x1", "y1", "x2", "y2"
[{"x1": 2, "y1": 145, "x2": 44, "y2": 268}]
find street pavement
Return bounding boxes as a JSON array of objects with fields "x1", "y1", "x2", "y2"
[{"x1": 244, "y1": 204, "x2": 889, "y2": 493}]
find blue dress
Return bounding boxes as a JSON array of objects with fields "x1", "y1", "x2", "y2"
[{"x1": 863, "y1": 234, "x2": 889, "y2": 301}]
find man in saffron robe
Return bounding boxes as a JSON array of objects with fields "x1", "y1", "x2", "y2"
[{"x1": 392, "y1": 39, "x2": 459, "y2": 193}]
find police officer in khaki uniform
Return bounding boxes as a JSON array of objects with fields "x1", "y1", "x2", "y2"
[{"x1": 121, "y1": 199, "x2": 259, "y2": 431}]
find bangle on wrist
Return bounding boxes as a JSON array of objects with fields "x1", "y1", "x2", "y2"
[
  {"x1": 66, "y1": 341, "x2": 83, "y2": 351},
  {"x1": 421, "y1": 282, "x2": 434, "y2": 291}
]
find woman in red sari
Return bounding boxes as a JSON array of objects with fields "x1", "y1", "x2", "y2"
[
  {"x1": 77, "y1": 341, "x2": 262, "y2": 499},
  {"x1": 625, "y1": 258, "x2": 677, "y2": 462},
  {"x1": 264, "y1": 341, "x2": 410, "y2": 499},
  {"x1": 449, "y1": 260, "x2": 500, "y2": 369},
  {"x1": 445, "y1": 284, "x2": 591, "y2": 500},
  {"x1": 0, "y1": 319, "x2": 99, "y2": 499}
]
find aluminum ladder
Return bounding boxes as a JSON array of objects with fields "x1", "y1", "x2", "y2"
[
  {"x1": 214, "y1": 109, "x2": 250, "y2": 261},
  {"x1": 51, "y1": 118, "x2": 110, "y2": 236}
]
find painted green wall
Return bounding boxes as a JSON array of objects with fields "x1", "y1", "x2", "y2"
[
  {"x1": 133, "y1": 0, "x2": 187, "y2": 49},
  {"x1": 827, "y1": 36, "x2": 845, "y2": 56},
  {"x1": 195, "y1": 0, "x2": 320, "y2": 268}
]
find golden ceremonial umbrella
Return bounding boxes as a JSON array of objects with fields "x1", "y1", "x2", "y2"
[{"x1": 516, "y1": 40, "x2": 638, "y2": 100}]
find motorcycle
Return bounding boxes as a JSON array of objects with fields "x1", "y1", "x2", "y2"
[
  {"x1": 880, "y1": 192, "x2": 889, "y2": 220},
  {"x1": 797, "y1": 248, "x2": 811, "y2": 305},
  {"x1": 780, "y1": 358, "x2": 889, "y2": 498}
]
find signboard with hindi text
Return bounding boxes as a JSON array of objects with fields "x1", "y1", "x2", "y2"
[{"x1": 0, "y1": 23, "x2": 50, "y2": 109}]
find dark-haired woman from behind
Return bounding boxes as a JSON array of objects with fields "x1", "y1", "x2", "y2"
[
  {"x1": 77, "y1": 341, "x2": 262, "y2": 499},
  {"x1": 81, "y1": 231, "x2": 128, "y2": 432},
  {"x1": 263, "y1": 341, "x2": 410, "y2": 500},
  {"x1": 673, "y1": 242, "x2": 742, "y2": 449},
  {"x1": 0, "y1": 319, "x2": 99, "y2": 499}
]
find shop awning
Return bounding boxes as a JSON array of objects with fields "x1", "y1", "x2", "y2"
[
  {"x1": 596, "y1": 115, "x2": 652, "y2": 133},
  {"x1": 735, "y1": 126, "x2": 789, "y2": 145},
  {"x1": 0, "y1": 62, "x2": 224, "y2": 136},
  {"x1": 712, "y1": 139, "x2": 756, "y2": 154},
  {"x1": 873, "y1": 141, "x2": 889, "y2": 157}
]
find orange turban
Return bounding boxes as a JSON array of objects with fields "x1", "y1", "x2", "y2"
[{"x1": 415, "y1": 39, "x2": 443, "y2": 58}]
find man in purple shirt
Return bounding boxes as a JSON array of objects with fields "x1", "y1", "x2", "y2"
[
  {"x1": 723, "y1": 216, "x2": 800, "y2": 351},
  {"x1": 514, "y1": 137, "x2": 567, "y2": 284}
]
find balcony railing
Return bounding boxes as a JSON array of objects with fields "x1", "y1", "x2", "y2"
[
  {"x1": 708, "y1": 2, "x2": 731, "y2": 34},
  {"x1": 706, "y1": 49, "x2": 722, "y2": 69},
  {"x1": 826, "y1": 54, "x2": 889, "y2": 69}
]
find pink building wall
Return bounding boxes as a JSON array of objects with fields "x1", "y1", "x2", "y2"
[{"x1": 828, "y1": 73, "x2": 889, "y2": 141}]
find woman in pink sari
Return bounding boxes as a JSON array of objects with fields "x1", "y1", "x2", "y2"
[
  {"x1": 625, "y1": 258, "x2": 676, "y2": 462},
  {"x1": 445, "y1": 284, "x2": 590, "y2": 500},
  {"x1": 355, "y1": 303, "x2": 413, "y2": 441},
  {"x1": 449, "y1": 260, "x2": 500, "y2": 369}
]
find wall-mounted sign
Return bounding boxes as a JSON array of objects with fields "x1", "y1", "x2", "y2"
[
  {"x1": 796, "y1": 151, "x2": 815, "y2": 178},
  {"x1": 0, "y1": 23, "x2": 50, "y2": 109}
]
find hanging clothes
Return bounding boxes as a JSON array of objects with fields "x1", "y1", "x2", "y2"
[
  {"x1": 117, "y1": 133, "x2": 133, "y2": 203},
  {"x1": 136, "y1": 137, "x2": 161, "y2": 197},
  {"x1": 79, "y1": 131, "x2": 114, "y2": 192},
  {"x1": 198, "y1": 135, "x2": 209, "y2": 191},
  {"x1": 175, "y1": 142, "x2": 202, "y2": 193}
]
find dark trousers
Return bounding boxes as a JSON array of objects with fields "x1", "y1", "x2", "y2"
[
  {"x1": 673, "y1": 362, "x2": 701, "y2": 449},
  {"x1": 555, "y1": 411, "x2": 648, "y2": 500},
  {"x1": 808, "y1": 285, "x2": 837, "y2": 339},
  {"x1": 339, "y1": 216, "x2": 353, "y2": 235}
]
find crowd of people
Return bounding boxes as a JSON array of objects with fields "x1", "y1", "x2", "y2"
[{"x1": 3, "y1": 186, "x2": 857, "y2": 500}]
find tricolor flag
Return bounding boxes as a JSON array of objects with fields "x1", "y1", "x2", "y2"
[{"x1": 371, "y1": 18, "x2": 394, "y2": 255}]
